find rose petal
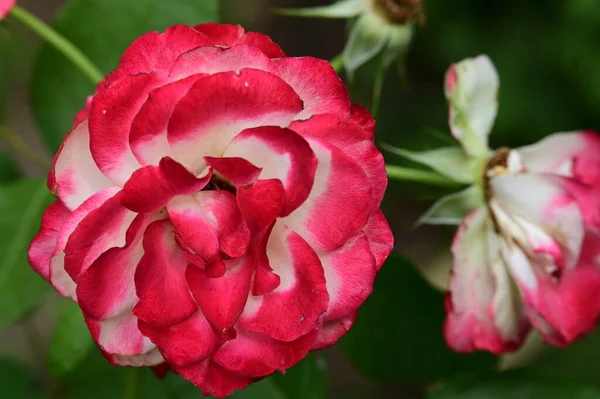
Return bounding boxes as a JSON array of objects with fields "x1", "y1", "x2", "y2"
[
  {"x1": 240, "y1": 224, "x2": 329, "y2": 341},
  {"x1": 186, "y1": 256, "x2": 253, "y2": 331},
  {"x1": 212, "y1": 327, "x2": 317, "y2": 377},
  {"x1": 224, "y1": 126, "x2": 317, "y2": 216},
  {"x1": 282, "y1": 139, "x2": 372, "y2": 252},
  {"x1": 121, "y1": 157, "x2": 212, "y2": 213},
  {"x1": 167, "y1": 69, "x2": 303, "y2": 173},
  {"x1": 193, "y1": 23, "x2": 285, "y2": 58},
  {"x1": 50, "y1": 187, "x2": 121, "y2": 299},
  {"x1": 51, "y1": 121, "x2": 113, "y2": 210},
  {"x1": 319, "y1": 232, "x2": 376, "y2": 321},
  {"x1": 109, "y1": 25, "x2": 209, "y2": 82},
  {"x1": 77, "y1": 213, "x2": 156, "y2": 320},
  {"x1": 139, "y1": 312, "x2": 221, "y2": 367},
  {"x1": 64, "y1": 191, "x2": 136, "y2": 283},
  {"x1": 274, "y1": 57, "x2": 350, "y2": 120},
  {"x1": 86, "y1": 313, "x2": 161, "y2": 365},
  {"x1": 130, "y1": 75, "x2": 206, "y2": 165},
  {"x1": 444, "y1": 208, "x2": 529, "y2": 354},
  {"x1": 28, "y1": 201, "x2": 70, "y2": 281},
  {"x1": 169, "y1": 44, "x2": 278, "y2": 80},
  {"x1": 362, "y1": 210, "x2": 394, "y2": 270},
  {"x1": 133, "y1": 220, "x2": 198, "y2": 329},
  {"x1": 174, "y1": 359, "x2": 256, "y2": 398},
  {"x1": 311, "y1": 312, "x2": 356, "y2": 350},
  {"x1": 204, "y1": 157, "x2": 262, "y2": 187},
  {"x1": 290, "y1": 114, "x2": 385, "y2": 212}
]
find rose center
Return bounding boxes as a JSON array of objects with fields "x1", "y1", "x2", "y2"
[
  {"x1": 483, "y1": 147, "x2": 510, "y2": 202},
  {"x1": 203, "y1": 173, "x2": 237, "y2": 195},
  {"x1": 373, "y1": 0, "x2": 425, "y2": 25}
]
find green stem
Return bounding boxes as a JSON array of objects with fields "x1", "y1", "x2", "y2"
[
  {"x1": 386, "y1": 165, "x2": 460, "y2": 187},
  {"x1": 9, "y1": 6, "x2": 103, "y2": 84},
  {"x1": 330, "y1": 53, "x2": 344, "y2": 73},
  {"x1": 124, "y1": 367, "x2": 142, "y2": 399},
  {"x1": 0, "y1": 127, "x2": 51, "y2": 171}
]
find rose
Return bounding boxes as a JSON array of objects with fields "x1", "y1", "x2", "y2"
[
  {"x1": 421, "y1": 55, "x2": 600, "y2": 353},
  {"x1": 28, "y1": 23, "x2": 393, "y2": 396},
  {"x1": 0, "y1": 0, "x2": 15, "y2": 19}
]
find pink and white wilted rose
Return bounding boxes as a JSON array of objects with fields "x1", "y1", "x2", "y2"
[
  {"x1": 413, "y1": 55, "x2": 600, "y2": 354},
  {"x1": 27, "y1": 23, "x2": 393, "y2": 397}
]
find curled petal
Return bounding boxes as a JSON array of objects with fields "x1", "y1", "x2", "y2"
[
  {"x1": 139, "y1": 312, "x2": 222, "y2": 367},
  {"x1": 290, "y1": 114, "x2": 385, "y2": 212},
  {"x1": 169, "y1": 45, "x2": 279, "y2": 80},
  {"x1": 320, "y1": 232, "x2": 377, "y2": 321},
  {"x1": 121, "y1": 157, "x2": 212, "y2": 213},
  {"x1": 108, "y1": 25, "x2": 209, "y2": 82},
  {"x1": 363, "y1": 210, "x2": 394, "y2": 270},
  {"x1": 28, "y1": 201, "x2": 70, "y2": 281},
  {"x1": 282, "y1": 139, "x2": 372, "y2": 252},
  {"x1": 51, "y1": 187, "x2": 121, "y2": 299},
  {"x1": 89, "y1": 73, "x2": 168, "y2": 185},
  {"x1": 212, "y1": 328, "x2": 318, "y2": 377},
  {"x1": 130, "y1": 75, "x2": 206, "y2": 165},
  {"x1": 134, "y1": 220, "x2": 198, "y2": 329},
  {"x1": 311, "y1": 312, "x2": 356, "y2": 350},
  {"x1": 274, "y1": 57, "x2": 350, "y2": 120},
  {"x1": 240, "y1": 225, "x2": 329, "y2": 341},
  {"x1": 193, "y1": 23, "x2": 285, "y2": 58},
  {"x1": 237, "y1": 179, "x2": 285, "y2": 233},
  {"x1": 224, "y1": 126, "x2": 317, "y2": 216},
  {"x1": 86, "y1": 313, "x2": 161, "y2": 365},
  {"x1": 51, "y1": 121, "x2": 113, "y2": 210},
  {"x1": 64, "y1": 191, "x2": 136, "y2": 282},
  {"x1": 76, "y1": 213, "x2": 156, "y2": 320},
  {"x1": 186, "y1": 256, "x2": 253, "y2": 332}
]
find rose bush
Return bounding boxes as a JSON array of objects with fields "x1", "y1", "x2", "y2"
[{"x1": 27, "y1": 23, "x2": 393, "y2": 397}]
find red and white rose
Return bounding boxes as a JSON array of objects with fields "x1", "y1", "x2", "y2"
[{"x1": 28, "y1": 23, "x2": 393, "y2": 397}]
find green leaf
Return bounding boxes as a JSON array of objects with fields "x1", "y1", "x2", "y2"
[
  {"x1": 274, "y1": 0, "x2": 365, "y2": 18},
  {"x1": 31, "y1": 0, "x2": 219, "y2": 151},
  {"x1": 532, "y1": 328, "x2": 600, "y2": 385},
  {"x1": 429, "y1": 369, "x2": 600, "y2": 399},
  {"x1": 340, "y1": 255, "x2": 497, "y2": 383},
  {"x1": 418, "y1": 185, "x2": 484, "y2": 226},
  {"x1": 0, "y1": 179, "x2": 53, "y2": 331},
  {"x1": 382, "y1": 145, "x2": 481, "y2": 184},
  {"x1": 48, "y1": 299, "x2": 94, "y2": 378},
  {"x1": 0, "y1": 357, "x2": 47, "y2": 399},
  {"x1": 0, "y1": 153, "x2": 21, "y2": 182},
  {"x1": 272, "y1": 353, "x2": 328, "y2": 399}
]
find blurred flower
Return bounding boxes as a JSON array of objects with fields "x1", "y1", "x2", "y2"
[
  {"x1": 0, "y1": 0, "x2": 15, "y2": 20},
  {"x1": 397, "y1": 55, "x2": 600, "y2": 353},
  {"x1": 27, "y1": 23, "x2": 393, "y2": 397},
  {"x1": 277, "y1": 0, "x2": 424, "y2": 77}
]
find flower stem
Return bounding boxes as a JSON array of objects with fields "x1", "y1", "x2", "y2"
[
  {"x1": 386, "y1": 165, "x2": 460, "y2": 186},
  {"x1": 9, "y1": 6, "x2": 103, "y2": 84},
  {"x1": 0, "y1": 127, "x2": 51, "y2": 171},
  {"x1": 330, "y1": 53, "x2": 344, "y2": 73},
  {"x1": 124, "y1": 367, "x2": 142, "y2": 399}
]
